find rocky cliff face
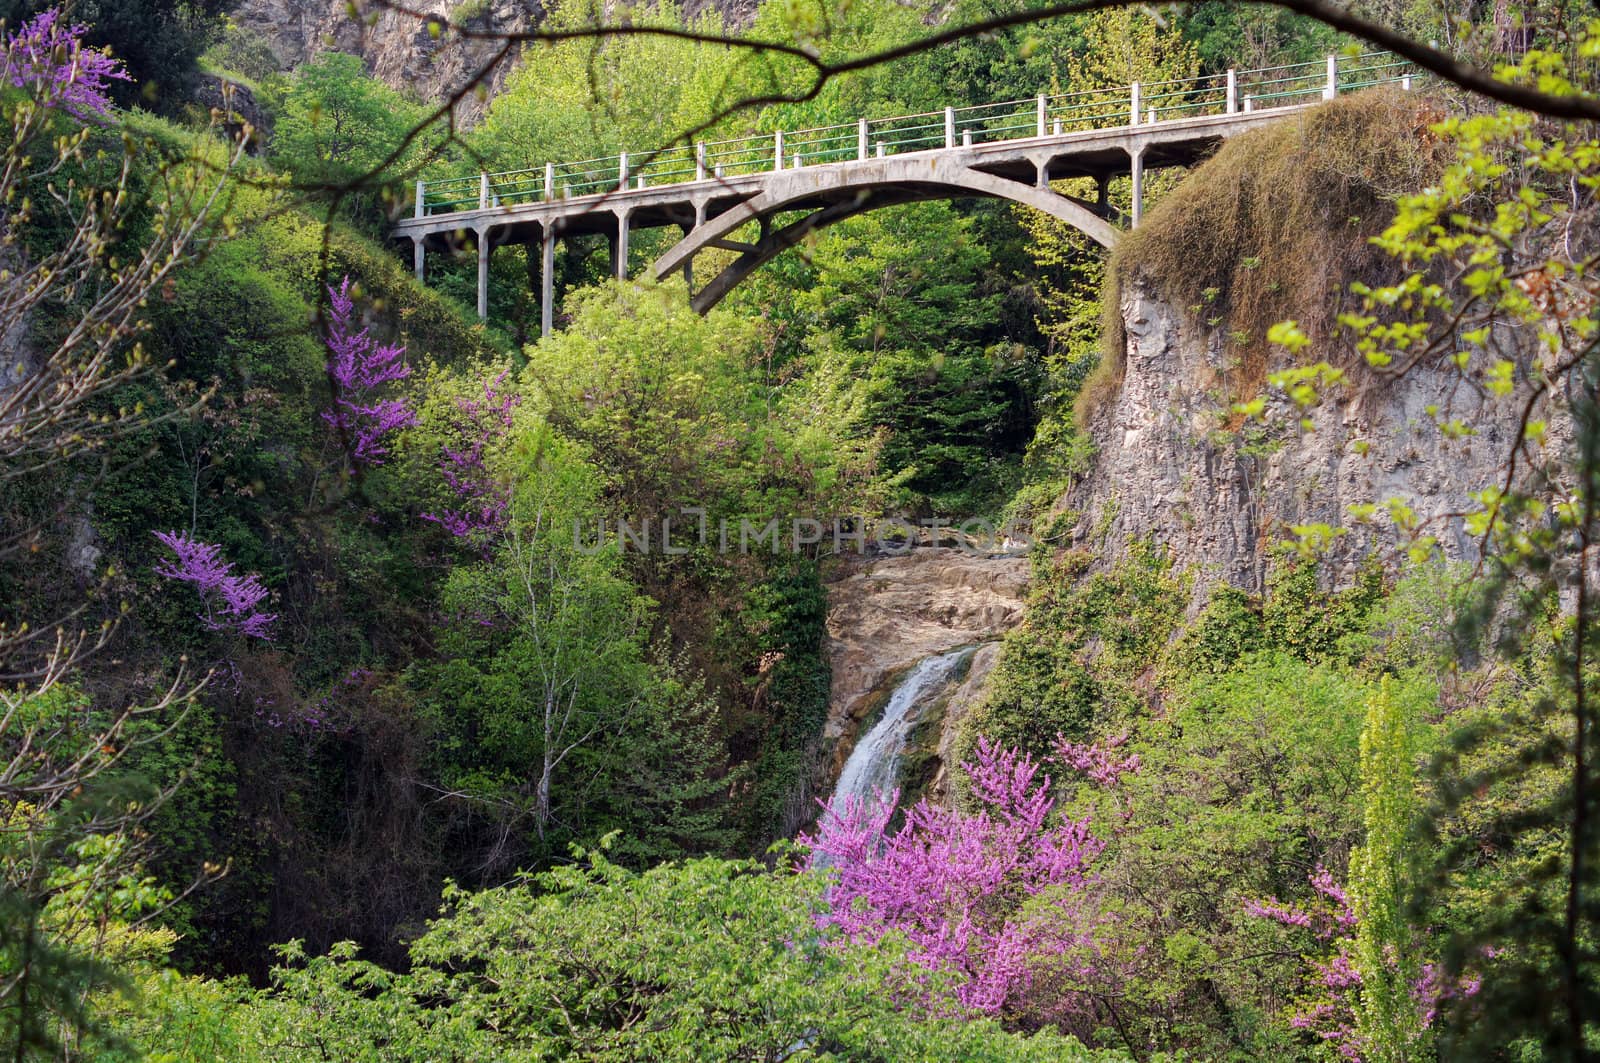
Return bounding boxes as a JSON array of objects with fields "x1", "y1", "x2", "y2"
[
  {"x1": 818, "y1": 548, "x2": 1028, "y2": 800},
  {"x1": 1066, "y1": 278, "x2": 1534, "y2": 604},
  {"x1": 234, "y1": 0, "x2": 539, "y2": 119},
  {"x1": 232, "y1": 0, "x2": 759, "y2": 119}
]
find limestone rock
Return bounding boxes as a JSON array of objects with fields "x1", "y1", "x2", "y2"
[
  {"x1": 820, "y1": 547, "x2": 1028, "y2": 790},
  {"x1": 1067, "y1": 278, "x2": 1538, "y2": 605}
]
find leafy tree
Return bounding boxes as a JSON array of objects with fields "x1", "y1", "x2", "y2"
[
  {"x1": 270, "y1": 53, "x2": 432, "y2": 229},
  {"x1": 124, "y1": 846, "x2": 1117, "y2": 1061},
  {"x1": 420, "y1": 427, "x2": 730, "y2": 867},
  {"x1": 1351, "y1": 676, "x2": 1427, "y2": 1060}
]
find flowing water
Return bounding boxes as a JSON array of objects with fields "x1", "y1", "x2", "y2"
[{"x1": 828, "y1": 645, "x2": 977, "y2": 815}]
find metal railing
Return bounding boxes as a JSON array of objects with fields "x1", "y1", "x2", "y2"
[{"x1": 413, "y1": 51, "x2": 1422, "y2": 219}]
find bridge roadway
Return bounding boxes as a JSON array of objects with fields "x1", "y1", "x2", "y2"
[{"x1": 392, "y1": 54, "x2": 1419, "y2": 334}]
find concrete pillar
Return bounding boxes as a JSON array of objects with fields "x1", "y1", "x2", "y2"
[
  {"x1": 476, "y1": 228, "x2": 490, "y2": 320},
  {"x1": 679, "y1": 224, "x2": 693, "y2": 291},
  {"x1": 1037, "y1": 95, "x2": 1047, "y2": 137},
  {"x1": 696, "y1": 142, "x2": 707, "y2": 181},
  {"x1": 962, "y1": 129, "x2": 972, "y2": 147},
  {"x1": 540, "y1": 224, "x2": 555, "y2": 338},
  {"x1": 412, "y1": 238, "x2": 424, "y2": 283},
  {"x1": 945, "y1": 107, "x2": 955, "y2": 148},
  {"x1": 858, "y1": 119, "x2": 868, "y2": 160},
  {"x1": 1225, "y1": 69, "x2": 1237, "y2": 114},
  {"x1": 774, "y1": 130, "x2": 784, "y2": 171},
  {"x1": 1096, "y1": 174, "x2": 1109, "y2": 212},
  {"x1": 479, "y1": 173, "x2": 489, "y2": 210},
  {"x1": 415, "y1": 178, "x2": 424, "y2": 219},
  {"x1": 1129, "y1": 148, "x2": 1145, "y2": 227},
  {"x1": 618, "y1": 151, "x2": 629, "y2": 191},
  {"x1": 1324, "y1": 55, "x2": 1337, "y2": 100},
  {"x1": 544, "y1": 162, "x2": 554, "y2": 201},
  {"x1": 614, "y1": 210, "x2": 630, "y2": 279},
  {"x1": 1130, "y1": 81, "x2": 1141, "y2": 126}
]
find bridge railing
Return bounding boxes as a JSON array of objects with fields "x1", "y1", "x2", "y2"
[{"x1": 412, "y1": 51, "x2": 1424, "y2": 218}]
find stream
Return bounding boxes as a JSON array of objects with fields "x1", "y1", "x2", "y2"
[{"x1": 827, "y1": 645, "x2": 978, "y2": 815}]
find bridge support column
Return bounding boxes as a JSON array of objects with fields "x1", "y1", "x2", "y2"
[
  {"x1": 541, "y1": 223, "x2": 556, "y2": 338},
  {"x1": 476, "y1": 227, "x2": 490, "y2": 321},
  {"x1": 1129, "y1": 147, "x2": 1145, "y2": 227},
  {"x1": 679, "y1": 223, "x2": 693, "y2": 291},
  {"x1": 412, "y1": 238, "x2": 424, "y2": 283},
  {"x1": 614, "y1": 209, "x2": 631, "y2": 280}
]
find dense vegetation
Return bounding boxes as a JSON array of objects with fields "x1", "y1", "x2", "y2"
[{"x1": 2, "y1": 0, "x2": 1599, "y2": 1059}]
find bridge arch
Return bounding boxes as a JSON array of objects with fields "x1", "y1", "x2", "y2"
[{"x1": 650, "y1": 156, "x2": 1119, "y2": 313}]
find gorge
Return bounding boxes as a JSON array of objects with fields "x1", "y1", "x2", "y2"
[{"x1": 0, "y1": 2, "x2": 1592, "y2": 1059}]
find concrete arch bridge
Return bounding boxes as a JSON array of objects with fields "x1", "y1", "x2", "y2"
[{"x1": 393, "y1": 53, "x2": 1420, "y2": 334}]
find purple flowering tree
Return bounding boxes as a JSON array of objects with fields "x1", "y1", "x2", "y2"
[
  {"x1": 803, "y1": 737, "x2": 1105, "y2": 1016},
  {"x1": 2, "y1": 8, "x2": 130, "y2": 120},
  {"x1": 422, "y1": 372, "x2": 520, "y2": 545},
  {"x1": 1246, "y1": 867, "x2": 1480, "y2": 1060},
  {"x1": 153, "y1": 531, "x2": 276, "y2": 640},
  {"x1": 322, "y1": 276, "x2": 415, "y2": 465}
]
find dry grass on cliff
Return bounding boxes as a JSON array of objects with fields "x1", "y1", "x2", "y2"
[{"x1": 1081, "y1": 88, "x2": 1449, "y2": 423}]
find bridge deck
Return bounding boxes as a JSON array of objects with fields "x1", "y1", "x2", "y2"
[
  {"x1": 394, "y1": 105, "x2": 1317, "y2": 249},
  {"x1": 391, "y1": 52, "x2": 1422, "y2": 327}
]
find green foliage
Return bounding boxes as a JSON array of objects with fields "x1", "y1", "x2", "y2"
[
  {"x1": 1160, "y1": 584, "x2": 1265, "y2": 680},
  {"x1": 968, "y1": 543, "x2": 1187, "y2": 757},
  {"x1": 0, "y1": 687, "x2": 182, "y2": 1060},
  {"x1": 417, "y1": 429, "x2": 733, "y2": 867},
  {"x1": 270, "y1": 53, "x2": 435, "y2": 230},
  {"x1": 126, "y1": 848, "x2": 1115, "y2": 1061},
  {"x1": 1350, "y1": 676, "x2": 1427, "y2": 1060},
  {"x1": 1262, "y1": 554, "x2": 1386, "y2": 664},
  {"x1": 199, "y1": 19, "x2": 282, "y2": 84},
  {"x1": 738, "y1": 202, "x2": 1040, "y2": 514}
]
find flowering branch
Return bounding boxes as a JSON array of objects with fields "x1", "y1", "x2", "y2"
[
  {"x1": 322, "y1": 276, "x2": 415, "y2": 465},
  {"x1": 421, "y1": 371, "x2": 519, "y2": 545},
  {"x1": 2, "y1": 8, "x2": 130, "y2": 120},
  {"x1": 803, "y1": 737, "x2": 1104, "y2": 1015},
  {"x1": 1245, "y1": 866, "x2": 1480, "y2": 1060},
  {"x1": 153, "y1": 531, "x2": 276, "y2": 640}
]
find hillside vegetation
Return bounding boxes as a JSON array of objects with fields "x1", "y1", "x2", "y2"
[{"x1": 1, "y1": 0, "x2": 1598, "y2": 1060}]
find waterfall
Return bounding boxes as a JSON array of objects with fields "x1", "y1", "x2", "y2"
[{"x1": 828, "y1": 645, "x2": 977, "y2": 816}]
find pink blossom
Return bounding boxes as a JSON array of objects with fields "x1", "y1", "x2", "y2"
[
  {"x1": 1052, "y1": 731, "x2": 1141, "y2": 790},
  {"x1": 1244, "y1": 867, "x2": 1483, "y2": 1060},
  {"x1": 802, "y1": 737, "x2": 1105, "y2": 1015},
  {"x1": 321, "y1": 276, "x2": 415, "y2": 465},
  {"x1": 3, "y1": 8, "x2": 130, "y2": 120},
  {"x1": 153, "y1": 531, "x2": 276, "y2": 639},
  {"x1": 421, "y1": 371, "x2": 519, "y2": 547}
]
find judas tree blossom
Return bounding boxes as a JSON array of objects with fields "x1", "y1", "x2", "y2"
[
  {"x1": 3, "y1": 8, "x2": 130, "y2": 119},
  {"x1": 322, "y1": 276, "x2": 415, "y2": 465},
  {"x1": 153, "y1": 531, "x2": 276, "y2": 640},
  {"x1": 803, "y1": 737, "x2": 1104, "y2": 1015},
  {"x1": 422, "y1": 372, "x2": 519, "y2": 545},
  {"x1": 1246, "y1": 866, "x2": 1479, "y2": 1061},
  {"x1": 1052, "y1": 731, "x2": 1140, "y2": 788}
]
